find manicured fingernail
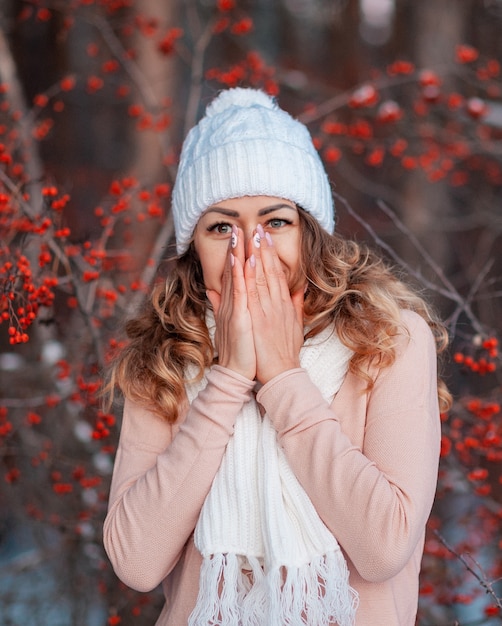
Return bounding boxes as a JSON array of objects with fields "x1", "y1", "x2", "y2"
[
  {"x1": 231, "y1": 225, "x2": 238, "y2": 248},
  {"x1": 230, "y1": 253, "x2": 235, "y2": 267},
  {"x1": 265, "y1": 232, "x2": 273, "y2": 246},
  {"x1": 257, "y1": 224, "x2": 265, "y2": 238},
  {"x1": 253, "y1": 232, "x2": 261, "y2": 248},
  {"x1": 249, "y1": 254, "x2": 256, "y2": 268}
]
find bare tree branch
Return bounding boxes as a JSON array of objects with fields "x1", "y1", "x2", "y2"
[{"x1": 433, "y1": 530, "x2": 502, "y2": 612}]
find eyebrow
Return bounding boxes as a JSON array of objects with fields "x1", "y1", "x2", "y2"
[{"x1": 203, "y1": 203, "x2": 297, "y2": 218}]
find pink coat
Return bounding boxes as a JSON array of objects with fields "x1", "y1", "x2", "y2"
[{"x1": 104, "y1": 310, "x2": 441, "y2": 625}]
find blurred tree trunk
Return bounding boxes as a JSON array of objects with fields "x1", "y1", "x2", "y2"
[
  {"x1": 121, "y1": 0, "x2": 180, "y2": 275},
  {"x1": 399, "y1": 0, "x2": 474, "y2": 273},
  {"x1": 129, "y1": 0, "x2": 179, "y2": 182}
]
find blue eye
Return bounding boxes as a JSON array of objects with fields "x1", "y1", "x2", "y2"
[
  {"x1": 267, "y1": 218, "x2": 291, "y2": 229},
  {"x1": 207, "y1": 222, "x2": 232, "y2": 234}
]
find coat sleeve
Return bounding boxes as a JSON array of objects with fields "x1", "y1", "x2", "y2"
[
  {"x1": 103, "y1": 365, "x2": 255, "y2": 592},
  {"x1": 256, "y1": 310, "x2": 441, "y2": 583}
]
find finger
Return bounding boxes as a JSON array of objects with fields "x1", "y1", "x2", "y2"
[
  {"x1": 220, "y1": 249, "x2": 234, "y2": 301},
  {"x1": 218, "y1": 239, "x2": 248, "y2": 323},
  {"x1": 221, "y1": 227, "x2": 248, "y2": 309},
  {"x1": 230, "y1": 253, "x2": 248, "y2": 314},
  {"x1": 206, "y1": 289, "x2": 221, "y2": 317},
  {"x1": 247, "y1": 228, "x2": 271, "y2": 310},
  {"x1": 291, "y1": 287, "x2": 305, "y2": 325},
  {"x1": 232, "y1": 225, "x2": 246, "y2": 269},
  {"x1": 255, "y1": 225, "x2": 289, "y2": 302},
  {"x1": 244, "y1": 249, "x2": 263, "y2": 315},
  {"x1": 214, "y1": 248, "x2": 235, "y2": 328}
]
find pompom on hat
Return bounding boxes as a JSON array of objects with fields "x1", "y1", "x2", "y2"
[{"x1": 172, "y1": 87, "x2": 335, "y2": 254}]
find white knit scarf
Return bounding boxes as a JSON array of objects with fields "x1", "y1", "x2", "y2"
[{"x1": 185, "y1": 317, "x2": 359, "y2": 626}]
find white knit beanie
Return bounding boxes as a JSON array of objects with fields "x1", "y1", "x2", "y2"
[{"x1": 172, "y1": 88, "x2": 335, "y2": 254}]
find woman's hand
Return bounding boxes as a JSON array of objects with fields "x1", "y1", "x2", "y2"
[
  {"x1": 244, "y1": 225, "x2": 304, "y2": 385},
  {"x1": 206, "y1": 227, "x2": 257, "y2": 380}
]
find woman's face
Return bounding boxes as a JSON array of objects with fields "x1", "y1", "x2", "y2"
[{"x1": 193, "y1": 195, "x2": 304, "y2": 295}]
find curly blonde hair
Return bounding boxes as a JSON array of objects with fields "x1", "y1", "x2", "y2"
[{"x1": 107, "y1": 208, "x2": 451, "y2": 422}]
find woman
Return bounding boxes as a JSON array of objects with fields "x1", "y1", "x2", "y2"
[{"x1": 103, "y1": 88, "x2": 450, "y2": 625}]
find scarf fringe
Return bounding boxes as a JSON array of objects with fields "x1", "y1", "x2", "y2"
[
  {"x1": 188, "y1": 550, "x2": 358, "y2": 626},
  {"x1": 187, "y1": 317, "x2": 358, "y2": 625}
]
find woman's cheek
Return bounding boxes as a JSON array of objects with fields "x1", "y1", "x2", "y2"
[
  {"x1": 203, "y1": 252, "x2": 227, "y2": 293},
  {"x1": 275, "y1": 244, "x2": 302, "y2": 291}
]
